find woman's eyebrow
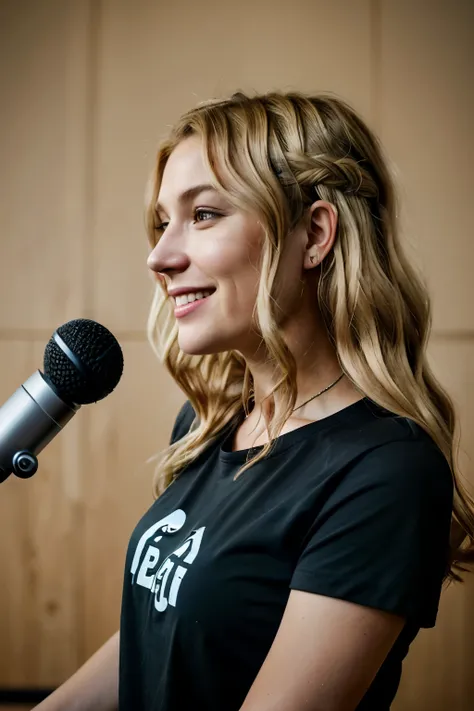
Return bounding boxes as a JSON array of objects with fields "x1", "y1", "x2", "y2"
[{"x1": 155, "y1": 184, "x2": 218, "y2": 214}]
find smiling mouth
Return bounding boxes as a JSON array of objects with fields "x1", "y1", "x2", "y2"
[
  {"x1": 173, "y1": 291, "x2": 215, "y2": 318},
  {"x1": 173, "y1": 289, "x2": 215, "y2": 307}
]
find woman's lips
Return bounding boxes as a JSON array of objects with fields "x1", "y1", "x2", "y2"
[{"x1": 174, "y1": 293, "x2": 212, "y2": 319}]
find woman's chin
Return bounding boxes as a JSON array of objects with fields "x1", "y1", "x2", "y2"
[{"x1": 177, "y1": 336, "x2": 225, "y2": 356}]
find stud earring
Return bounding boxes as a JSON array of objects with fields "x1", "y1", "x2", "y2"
[{"x1": 310, "y1": 254, "x2": 318, "y2": 265}]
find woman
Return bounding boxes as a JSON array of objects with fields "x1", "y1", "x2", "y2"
[{"x1": 37, "y1": 91, "x2": 474, "y2": 710}]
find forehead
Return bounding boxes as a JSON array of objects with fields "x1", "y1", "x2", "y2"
[{"x1": 160, "y1": 136, "x2": 208, "y2": 190}]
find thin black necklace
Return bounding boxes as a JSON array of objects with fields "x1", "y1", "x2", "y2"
[
  {"x1": 292, "y1": 372, "x2": 345, "y2": 412},
  {"x1": 246, "y1": 372, "x2": 345, "y2": 418}
]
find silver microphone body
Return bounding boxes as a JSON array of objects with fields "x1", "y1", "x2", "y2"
[{"x1": 0, "y1": 370, "x2": 79, "y2": 482}]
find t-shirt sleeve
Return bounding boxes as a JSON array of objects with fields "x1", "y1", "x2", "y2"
[
  {"x1": 290, "y1": 437, "x2": 454, "y2": 628},
  {"x1": 169, "y1": 400, "x2": 196, "y2": 445}
]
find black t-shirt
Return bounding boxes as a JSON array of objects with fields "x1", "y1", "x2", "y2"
[{"x1": 119, "y1": 397, "x2": 453, "y2": 710}]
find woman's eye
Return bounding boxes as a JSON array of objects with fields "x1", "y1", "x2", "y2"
[
  {"x1": 194, "y1": 209, "x2": 219, "y2": 223},
  {"x1": 154, "y1": 210, "x2": 219, "y2": 232}
]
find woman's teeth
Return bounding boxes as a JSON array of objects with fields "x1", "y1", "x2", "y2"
[{"x1": 175, "y1": 290, "x2": 213, "y2": 306}]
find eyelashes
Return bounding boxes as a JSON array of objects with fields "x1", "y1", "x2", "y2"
[
  {"x1": 154, "y1": 208, "x2": 221, "y2": 233},
  {"x1": 194, "y1": 209, "x2": 220, "y2": 223}
]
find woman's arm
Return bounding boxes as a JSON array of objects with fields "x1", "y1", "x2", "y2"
[
  {"x1": 34, "y1": 630, "x2": 119, "y2": 711},
  {"x1": 239, "y1": 591, "x2": 404, "y2": 711}
]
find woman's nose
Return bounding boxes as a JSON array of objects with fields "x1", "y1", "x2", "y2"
[{"x1": 147, "y1": 240, "x2": 190, "y2": 277}]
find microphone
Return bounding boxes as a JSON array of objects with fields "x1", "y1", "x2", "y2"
[{"x1": 0, "y1": 318, "x2": 124, "y2": 483}]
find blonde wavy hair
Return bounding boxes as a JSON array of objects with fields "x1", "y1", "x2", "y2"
[{"x1": 145, "y1": 90, "x2": 474, "y2": 584}]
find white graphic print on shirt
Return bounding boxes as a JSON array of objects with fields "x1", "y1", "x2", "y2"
[{"x1": 130, "y1": 509, "x2": 205, "y2": 612}]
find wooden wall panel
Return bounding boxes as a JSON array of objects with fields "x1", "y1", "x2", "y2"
[
  {"x1": 379, "y1": 4, "x2": 474, "y2": 701},
  {"x1": 378, "y1": 0, "x2": 474, "y2": 333},
  {"x1": 92, "y1": 0, "x2": 373, "y2": 333},
  {"x1": 0, "y1": 342, "x2": 81, "y2": 686},
  {"x1": 82, "y1": 340, "x2": 185, "y2": 657},
  {"x1": 0, "y1": 0, "x2": 91, "y2": 332},
  {"x1": 0, "y1": 0, "x2": 91, "y2": 689},
  {"x1": 392, "y1": 340, "x2": 474, "y2": 710}
]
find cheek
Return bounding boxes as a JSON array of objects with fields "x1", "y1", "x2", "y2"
[
  {"x1": 196, "y1": 234, "x2": 261, "y2": 287},
  {"x1": 192, "y1": 219, "x2": 264, "y2": 317},
  {"x1": 200, "y1": 240, "x2": 254, "y2": 273}
]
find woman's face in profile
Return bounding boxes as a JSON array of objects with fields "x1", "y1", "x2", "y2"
[
  {"x1": 148, "y1": 136, "x2": 311, "y2": 358},
  {"x1": 148, "y1": 136, "x2": 268, "y2": 356}
]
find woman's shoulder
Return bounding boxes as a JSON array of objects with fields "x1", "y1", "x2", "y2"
[
  {"x1": 341, "y1": 407, "x2": 454, "y2": 501},
  {"x1": 317, "y1": 399, "x2": 453, "y2": 498}
]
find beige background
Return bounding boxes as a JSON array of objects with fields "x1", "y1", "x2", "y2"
[{"x1": 0, "y1": 0, "x2": 473, "y2": 708}]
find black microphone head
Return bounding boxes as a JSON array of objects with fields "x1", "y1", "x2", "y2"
[{"x1": 43, "y1": 319, "x2": 124, "y2": 405}]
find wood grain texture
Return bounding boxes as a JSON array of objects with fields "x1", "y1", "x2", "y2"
[
  {"x1": 378, "y1": 0, "x2": 474, "y2": 333},
  {"x1": 0, "y1": 0, "x2": 91, "y2": 331},
  {"x1": 392, "y1": 340, "x2": 474, "y2": 710},
  {"x1": 0, "y1": 342, "x2": 81, "y2": 686}
]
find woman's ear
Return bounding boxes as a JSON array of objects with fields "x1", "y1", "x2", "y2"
[{"x1": 303, "y1": 200, "x2": 338, "y2": 270}]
